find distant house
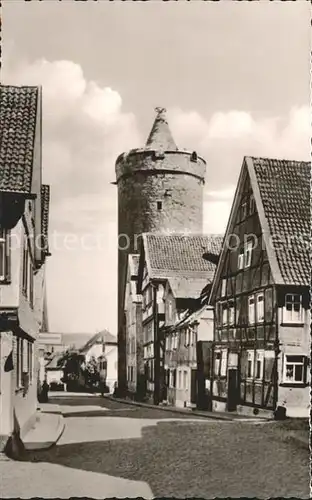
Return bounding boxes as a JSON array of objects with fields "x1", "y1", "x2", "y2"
[
  {"x1": 44, "y1": 352, "x2": 65, "y2": 390},
  {"x1": 79, "y1": 330, "x2": 118, "y2": 392},
  {"x1": 124, "y1": 254, "x2": 144, "y2": 398},
  {"x1": 136, "y1": 232, "x2": 223, "y2": 405},
  {"x1": 0, "y1": 85, "x2": 51, "y2": 451},
  {"x1": 209, "y1": 156, "x2": 311, "y2": 418}
]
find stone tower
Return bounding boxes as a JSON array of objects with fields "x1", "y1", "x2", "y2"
[{"x1": 115, "y1": 107, "x2": 206, "y2": 392}]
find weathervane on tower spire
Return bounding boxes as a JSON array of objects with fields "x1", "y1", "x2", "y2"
[{"x1": 155, "y1": 107, "x2": 166, "y2": 114}]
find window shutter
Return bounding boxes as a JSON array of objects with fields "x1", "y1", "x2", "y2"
[
  {"x1": 5, "y1": 230, "x2": 11, "y2": 281},
  {"x1": 303, "y1": 356, "x2": 308, "y2": 385},
  {"x1": 302, "y1": 291, "x2": 310, "y2": 310}
]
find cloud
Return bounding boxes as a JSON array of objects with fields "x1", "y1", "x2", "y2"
[
  {"x1": 2, "y1": 58, "x2": 310, "y2": 333},
  {"x1": 168, "y1": 105, "x2": 310, "y2": 193},
  {"x1": 2, "y1": 58, "x2": 141, "y2": 333}
]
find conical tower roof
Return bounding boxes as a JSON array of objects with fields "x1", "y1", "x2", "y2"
[{"x1": 145, "y1": 107, "x2": 178, "y2": 151}]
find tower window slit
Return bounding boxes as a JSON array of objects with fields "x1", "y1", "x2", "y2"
[{"x1": 157, "y1": 201, "x2": 162, "y2": 210}]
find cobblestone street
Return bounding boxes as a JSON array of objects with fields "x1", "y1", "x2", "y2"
[{"x1": 1, "y1": 394, "x2": 309, "y2": 499}]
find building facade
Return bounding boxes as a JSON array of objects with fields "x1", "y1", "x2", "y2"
[
  {"x1": 209, "y1": 156, "x2": 310, "y2": 418},
  {"x1": 115, "y1": 108, "x2": 206, "y2": 393},
  {"x1": 0, "y1": 85, "x2": 51, "y2": 451},
  {"x1": 164, "y1": 302, "x2": 215, "y2": 409},
  {"x1": 137, "y1": 233, "x2": 222, "y2": 405},
  {"x1": 124, "y1": 254, "x2": 144, "y2": 398}
]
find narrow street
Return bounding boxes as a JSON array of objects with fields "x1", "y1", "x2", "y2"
[{"x1": 1, "y1": 394, "x2": 309, "y2": 499}]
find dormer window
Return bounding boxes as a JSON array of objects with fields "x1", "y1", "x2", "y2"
[
  {"x1": 191, "y1": 151, "x2": 198, "y2": 162},
  {"x1": 238, "y1": 252, "x2": 244, "y2": 270},
  {"x1": 241, "y1": 201, "x2": 247, "y2": 220},
  {"x1": 244, "y1": 240, "x2": 253, "y2": 268}
]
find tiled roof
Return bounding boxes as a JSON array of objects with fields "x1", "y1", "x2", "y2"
[
  {"x1": 0, "y1": 85, "x2": 39, "y2": 193},
  {"x1": 145, "y1": 108, "x2": 178, "y2": 151},
  {"x1": 41, "y1": 184, "x2": 50, "y2": 252},
  {"x1": 61, "y1": 333, "x2": 94, "y2": 350},
  {"x1": 251, "y1": 157, "x2": 311, "y2": 286},
  {"x1": 79, "y1": 330, "x2": 117, "y2": 354},
  {"x1": 45, "y1": 353, "x2": 65, "y2": 370},
  {"x1": 144, "y1": 233, "x2": 223, "y2": 280},
  {"x1": 167, "y1": 277, "x2": 208, "y2": 299}
]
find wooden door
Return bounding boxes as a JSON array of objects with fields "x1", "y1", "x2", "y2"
[
  {"x1": 227, "y1": 368, "x2": 239, "y2": 411},
  {"x1": 190, "y1": 369, "x2": 197, "y2": 404}
]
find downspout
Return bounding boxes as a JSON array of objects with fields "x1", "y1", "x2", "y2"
[
  {"x1": 210, "y1": 307, "x2": 215, "y2": 412},
  {"x1": 273, "y1": 287, "x2": 279, "y2": 412}
]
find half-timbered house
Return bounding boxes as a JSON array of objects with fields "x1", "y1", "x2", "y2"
[
  {"x1": 209, "y1": 156, "x2": 310, "y2": 418},
  {"x1": 136, "y1": 232, "x2": 222, "y2": 405}
]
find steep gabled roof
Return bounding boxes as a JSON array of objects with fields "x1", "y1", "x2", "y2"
[
  {"x1": 79, "y1": 330, "x2": 117, "y2": 354},
  {"x1": 137, "y1": 233, "x2": 223, "y2": 293},
  {"x1": 249, "y1": 157, "x2": 310, "y2": 286},
  {"x1": 210, "y1": 156, "x2": 311, "y2": 301},
  {"x1": 145, "y1": 108, "x2": 178, "y2": 151},
  {"x1": 0, "y1": 85, "x2": 39, "y2": 194},
  {"x1": 144, "y1": 233, "x2": 222, "y2": 278}
]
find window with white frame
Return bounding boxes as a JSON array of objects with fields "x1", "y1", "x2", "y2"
[
  {"x1": 256, "y1": 293, "x2": 264, "y2": 323},
  {"x1": 168, "y1": 300, "x2": 173, "y2": 321},
  {"x1": 0, "y1": 229, "x2": 11, "y2": 282},
  {"x1": 169, "y1": 370, "x2": 174, "y2": 388},
  {"x1": 185, "y1": 329, "x2": 191, "y2": 347},
  {"x1": 222, "y1": 304, "x2": 228, "y2": 326},
  {"x1": 283, "y1": 355, "x2": 306, "y2": 384},
  {"x1": 221, "y1": 279, "x2": 227, "y2": 297},
  {"x1": 172, "y1": 334, "x2": 178, "y2": 350},
  {"x1": 244, "y1": 240, "x2": 253, "y2": 268},
  {"x1": 248, "y1": 295, "x2": 255, "y2": 324},
  {"x1": 214, "y1": 351, "x2": 221, "y2": 376},
  {"x1": 228, "y1": 300, "x2": 235, "y2": 325},
  {"x1": 238, "y1": 252, "x2": 244, "y2": 270},
  {"x1": 283, "y1": 294, "x2": 303, "y2": 324},
  {"x1": 255, "y1": 351, "x2": 264, "y2": 379}
]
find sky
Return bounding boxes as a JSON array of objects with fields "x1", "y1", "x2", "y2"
[{"x1": 2, "y1": 1, "x2": 310, "y2": 335}]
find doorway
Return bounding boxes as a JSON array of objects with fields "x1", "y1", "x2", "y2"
[{"x1": 227, "y1": 368, "x2": 239, "y2": 411}]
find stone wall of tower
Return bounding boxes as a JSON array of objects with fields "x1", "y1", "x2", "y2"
[
  {"x1": 116, "y1": 149, "x2": 206, "y2": 245},
  {"x1": 115, "y1": 146, "x2": 206, "y2": 392}
]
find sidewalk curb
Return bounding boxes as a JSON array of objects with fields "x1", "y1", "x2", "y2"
[
  {"x1": 104, "y1": 394, "x2": 234, "y2": 421},
  {"x1": 23, "y1": 412, "x2": 65, "y2": 451}
]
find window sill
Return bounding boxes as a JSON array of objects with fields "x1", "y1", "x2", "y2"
[
  {"x1": 280, "y1": 382, "x2": 308, "y2": 388},
  {"x1": 280, "y1": 323, "x2": 304, "y2": 327},
  {"x1": 0, "y1": 279, "x2": 11, "y2": 285},
  {"x1": 15, "y1": 387, "x2": 24, "y2": 394}
]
